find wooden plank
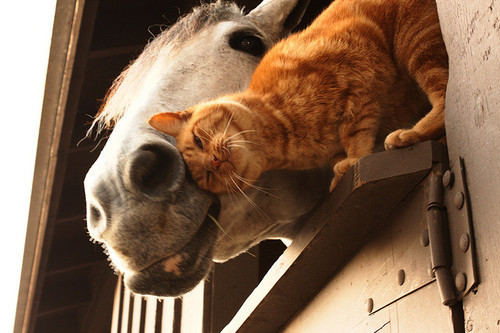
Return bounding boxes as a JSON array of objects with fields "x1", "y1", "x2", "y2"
[
  {"x1": 111, "y1": 276, "x2": 122, "y2": 333},
  {"x1": 14, "y1": 0, "x2": 100, "y2": 332},
  {"x1": 181, "y1": 282, "x2": 205, "y2": 332},
  {"x1": 131, "y1": 294, "x2": 143, "y2": 333},
  {"x1": 14, "y1": 0, "x2": 85, "y2": 331},
  {"x1": 283, "y1": 180, "x2": 453, "y2": 332},
  {"x1": 144, "y1": 297, "x2": 158, "y2": 333},
  {"x1": 121, "y1": 287, "x2": 132, "y2": 333},
  {"x1": 435, "y1": 0, "x2": 500, "y2": 331},
  {"x1": 161, "y1": 298, "x2": 176, "y2": 333},
  {"x1": 224, "y1": 141, "x2": 448, "y2": 333}
]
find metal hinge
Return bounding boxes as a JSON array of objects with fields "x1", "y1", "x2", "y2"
[{"x1": 427, "y1": 158, "x2": 478, "y2": 306}]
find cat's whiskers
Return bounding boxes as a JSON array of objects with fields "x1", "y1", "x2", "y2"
[
  {"x1": 198, "y1": 127, "x2": 215, "y2": 142},
  {"x1": 230, "y1": 138, "x2": 257, "y2": 144},
  {"x1": 222, "y1": 146, "x2": 231, "y2": 155},
  {"x1": 222, "y1": 111, "x2": 235, "y2": 138},
  {"x1": 229, "y1": 139, "x2": 260, "y2": 148},
  {"x1": 226, "y1": 129, "x2": 257, "y2": 141},
  {"x1": 197, "y1": 132, "x2": 212, "y2": 143},
  {"x1": 208, "y1": 128, "x2": 215, "y2": 139},
  {"x1": 231, "y1": 172, "x2": 279, "y2": 199},
  {"x1": 227, "y1": 143, "x2": 248, "y2": 151},
  {"x1": 228, "y1": 175, "x2": 273, "y2": 225}
]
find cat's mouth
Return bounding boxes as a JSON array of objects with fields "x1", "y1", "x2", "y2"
[
  {"x1": 204, "y1": 163, "x2": 244, "y2": 193},
  {"x1": 206, "y1": 171, "x2": 213, "y2": 187}
]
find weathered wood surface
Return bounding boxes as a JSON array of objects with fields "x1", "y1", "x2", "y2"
[
  {"x1": 223, "y1": 142, "x2": 448, "y2": 332},
  {"x1": 436, "y1": 0, "x2": 500, "y2": 331},
  {"x1": 14, "y1": 0, "x2": 91, "y2": 331},
  {"x1": 284, "y1": 171, "x2": 454, "y2": 332}
]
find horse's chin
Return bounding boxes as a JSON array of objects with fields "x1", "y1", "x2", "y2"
[
  {"x1": 123, "y1": 255, "x2": 213, "y2": 297},
  {"x1": 122, "y1": 203, "x2": 220, "y2": 297}
]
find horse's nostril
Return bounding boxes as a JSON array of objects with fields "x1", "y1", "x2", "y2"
[
  {"x1": 124, "y1": 143, "x2": 185, "y2": 199},
  {"x1": 87, "y1": 202, "x2": 106, "y2": 240},
  {"x1": 90, "y1": 205, "x2": 102, "y2": 224}
]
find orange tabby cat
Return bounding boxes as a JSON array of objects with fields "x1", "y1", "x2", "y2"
[{"x1": 149, "y1": 0, "x2": 448, "y2": 193}]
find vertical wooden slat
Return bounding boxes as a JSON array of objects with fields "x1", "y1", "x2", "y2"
[
  {"x1": 203, "y1": 276, "x2": 214, "y2": 333},
  {"x1": 111, "y1": 276, "x2": 123, "y2": 333},
  {"x1": 143, "y1": 296, "x2": 157, "y2": 332},
  {"x1": 139, "y1": 297, "x2": 147, "y2": 333},
  {"x1": 155, "y1": 298, "x2": 163, "y2": 333},
  {"x1": 121, "y1": 287, "x2": 131, "y2": 333},
  {"x1": 173, "y1": 299, "x2": 183, "y2": 333},
  {"x1": 131, "y1": 294, "x2": 143, "y2": 333},
  {"x1": 181, "y1": 282, "x2": 204, "y2": 333},
  {"x1": 162, "y1": 298, "x2": 176, "y2": 333}
]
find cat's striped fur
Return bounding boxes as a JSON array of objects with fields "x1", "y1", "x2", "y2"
[{"x1": 149, "y1": 0, "x2": 448, "y2": 193}]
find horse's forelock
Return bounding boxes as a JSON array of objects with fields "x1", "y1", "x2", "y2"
[{"x1": 89, "y1": 1, "x2": 244, "y2": 135}]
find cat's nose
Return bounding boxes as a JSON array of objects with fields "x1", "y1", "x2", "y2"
[{"x1": 211, "y1": 155, "x2": 221, "y2": 170}]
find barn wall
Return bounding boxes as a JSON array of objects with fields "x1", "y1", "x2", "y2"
[
  {"x1": 436, "y1": 0, "x2": 500, "y2": 331},
  {"x1": 283, "y1": 0, "x2": 500, "y2": 331}
]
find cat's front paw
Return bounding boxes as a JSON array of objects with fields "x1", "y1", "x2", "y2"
[
  {"x1": 329, "y1": 175, "x2": 342, "y2": 192},
  {"x1": 329, "y1": 157, "x2": 358, "y2": 192},
  {"x1": 384, "y1": 129, "x2": 420, "y2": 150}
]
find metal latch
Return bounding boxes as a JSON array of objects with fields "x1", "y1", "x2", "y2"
[{"x1": 427, "y1": 158, "x2": 478, "y2": 306}]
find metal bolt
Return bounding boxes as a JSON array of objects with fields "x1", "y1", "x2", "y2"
[
  {"x1": 459, "y1": 233, "x2": 470, "y2": 253},
  {"x1": 420, "y1": 229, "x2": 429, "y2": 247},
  {"x1": 443, "y1": 170, "x2": 454, "y2": 188},
  {"x1": 455, "y1": 272, "x2": 467, "y2": 291},
  {"x1": 397, "y1": 269, "x2": 406, "y2": 286},
  {"x1": 454, "y1": 191, "x2": 465, "y2": 209},
  {"x1": 466, "y1": 319, "x2": 473, "y2": 331},
  {"x1": 366, "y1": 298, "x2": 374, "y2": 313}
]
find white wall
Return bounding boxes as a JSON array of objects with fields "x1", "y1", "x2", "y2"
[{"x1": 0, "y1": 0, "x2": 57, "y2": 331}]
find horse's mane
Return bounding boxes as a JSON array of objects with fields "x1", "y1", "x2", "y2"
[{"x1": 90, "y1": 1, "x2": 243, "y2": 135}]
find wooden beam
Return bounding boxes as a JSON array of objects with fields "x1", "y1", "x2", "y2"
[
  {"x1": 14, "y1": 0, "x2": 100, "y2": 332},
  {"x1": 224, "y1": 141, "x2": 448, "y2": 332}
]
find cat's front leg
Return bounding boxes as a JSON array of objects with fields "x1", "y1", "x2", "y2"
[
  {"x1": 385, "y1": 33, "x2": 448, "y2": 150},
  {"x1": 384, "y1": 128, "x2": 422, "y2": 150},
  {"x1": 330, "y1": 157, "x2": 359, "y2": 191},
  {"x1": 330, "y1": 101, "x2": 379, "y2": 191}
]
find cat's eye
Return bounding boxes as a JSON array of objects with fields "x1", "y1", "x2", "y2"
[
  {"x1": 193, "y1": 134, "x2": 203, "y2": 150},
  {"x1": 229, "y1": 31, "x2": 266, "y2": 57}
]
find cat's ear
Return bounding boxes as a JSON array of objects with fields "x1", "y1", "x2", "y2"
[{"x1": 148, "y1": 110, "x2": 193, "y2": 137}]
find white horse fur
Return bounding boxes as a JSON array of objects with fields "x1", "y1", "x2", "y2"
[{"x1": 84, "y1": 0, "x2": 328, "y2": 297}]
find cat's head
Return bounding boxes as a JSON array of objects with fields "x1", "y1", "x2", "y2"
[{"x1": 148, "y1": 100, "x2": 261, "y2": 194}]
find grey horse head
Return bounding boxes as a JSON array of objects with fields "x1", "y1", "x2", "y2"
[{"x1": 84, "y1": 0, "x2": 328, "y2": 297}]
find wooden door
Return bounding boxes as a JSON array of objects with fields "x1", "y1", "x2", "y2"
[{"x1": 436, "y1": 0, "x2": 500, "y2": 331}]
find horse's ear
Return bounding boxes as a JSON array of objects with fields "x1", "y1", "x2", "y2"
[
  {"x1": 247, "y1": 0, "x2": 311, "y2": 39},
  {"x1": 148, "y1": 110, "x2": 192, "y2": 137}
]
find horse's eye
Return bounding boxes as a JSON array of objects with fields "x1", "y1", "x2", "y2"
[
  {"x1": 193, "y1": 134, "x2": 203, "y2": 150},
  {"x1": 229, "y1": 31, "x2": 266, "y2": 57}
]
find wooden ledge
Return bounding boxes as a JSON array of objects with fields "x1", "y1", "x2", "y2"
[{"x1": 223, "y1": 141, "x2": 448, "y2": 333}]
